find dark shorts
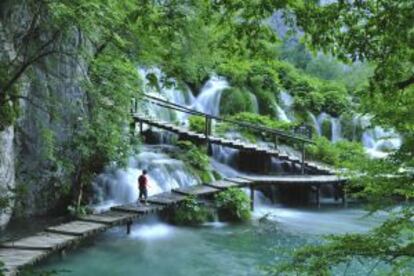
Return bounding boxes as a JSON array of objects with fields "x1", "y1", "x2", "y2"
[{"x1": 139, "y1": 188, "x2": 148, "y2": 199}]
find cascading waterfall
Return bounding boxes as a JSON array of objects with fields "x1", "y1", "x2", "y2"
[
  {"x1": 307, "y1": 112, "x2": 321, "y2": 135},
  {"x1": 331, "y1": 117, "x2": 342, "y2": 142},
  {"x1": 277, "y1": 93, "x2": 402, "y2": 157},
  {"x1": 191, "y1": 76, "x2": 228, "y2": 116},
  {"x1": 277, "y1": 91, "x2": 294, "y2": 122},
  {"x1": 92, "y1": 145, "x2": 198, "y2": 211}
]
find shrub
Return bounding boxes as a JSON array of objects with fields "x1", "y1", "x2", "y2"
[
  {"x1": 171, "y1": 196, "x2": 211, "y2": 225},
  {"x1": 306, "y1": 137, "x2": 367, "y2": 168},
  {"x1": 174, "y1": 140, "x2": 213, "y2": 182},
  {"x1": 217, "y1": 112, "x2": 295, "y2": 142},
  {"x1": 220, "y1": 88, "x2": 257, "y2": 115},
  {"x1": 188, "y1": 115, "x2": 205, "y2": 133},
  {"x1": 215, "y1": 188, "x2": 251, "y2": 222}
]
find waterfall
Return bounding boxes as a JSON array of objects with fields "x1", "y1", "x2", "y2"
[
  {"x1": 92, "y1": 145, "x2": 199, "y2": 211},
  {"x1": 191, "y1": 76, "x2": 229, "y2": 116},
  {"x1": 277, "y1": 91, "x2": 294, "y2": 121},
  {"x1": 280, "y1": 91, "x2": 294, "y2": 109},
  {"x1": 249, "y1": 93, "x2": 259, "y2": 114},
  {"x1": 308, "y1": 112, "x2": 321, "y2": 135},
  {"x1": 331, "y1": 117, "x2": 342, "y2": 142},
  {"x1": 276, "y1": 104, "x2": 290, "y2": 122}
]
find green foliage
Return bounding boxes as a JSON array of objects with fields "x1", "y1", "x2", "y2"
[
  {"x1": 174, "y1": 140, "x2": 212, "y2": 183},
  {"x1": 188, "y1": 116, "x2": 205, "y2": 133},
  {"x1": 170, "y1": 196, "x2": 211, "y2": 226},
  {"x1": 293, "y1": 0, "x2": 414, "y2": 96},
  {"x1": 0, "y1": 261, "x2": 4, "y2": 276},
  {"x1": 272, "y1": 207, "x2": 414, "y2": 275},
  {"x1": 306, "y1": 137, "x2": 367, "y2": 168},
  {"x1": 220, "y1": 88, "x2": 257, "y2": 116},
  {"x1": 0, "y1": 100, "x2": 19, "y2": 131},
  {"x1": 217, "y1": 112, "x2": 294, "y2": 142},
  {"x1": 67, "y1": 204, "x2": 91, "y2": 217},
  {"x1": 275, "y1": 62, "x2": 350, "y2": 116},
  {"x1": 215, "y1": 188, "x2": 251, "y2": 222}
]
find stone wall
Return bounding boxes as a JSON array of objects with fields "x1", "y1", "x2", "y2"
[{"x1": 0, "y1": 1, "x2": 90, "y2": 227}]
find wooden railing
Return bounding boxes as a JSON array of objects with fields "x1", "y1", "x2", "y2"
[{"x1": 131, "y1": 94, "x2": 315, "y2": 174}]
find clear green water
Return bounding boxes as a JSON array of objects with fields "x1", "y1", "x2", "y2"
[{"x1": 35, "y1": 205, "x2": 390, "y2": 276}]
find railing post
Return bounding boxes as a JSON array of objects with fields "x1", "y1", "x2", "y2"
[
  {"x1": 274, "y1": 135, "x2": 279, "y2": 149},
  {"x1": 301, "y1": 142, "x2": 305, "y2": 175},
  {"x1": 205, "y1": 116, "x2": 212, "y2": 138},
  {"x1": 130, "y1": 98, "x2": 135, "y2": 114},
  {"x1": 250, "y1": 185, "x2": 255, "y2": 211}
]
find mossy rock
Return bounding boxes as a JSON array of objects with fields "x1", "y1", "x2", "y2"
[
  {"x1": 254, "y1": 88, "x2": 278, "y2": 117},
  {"x1": 0, "y1": 100, "x2": 19, "y2": 131},
  {"x1": 321, "y1": 119, "x2": 332, "y2": 140},
  {"x1": 219, "y1": 88, "x2": 257, "y2": 116},
  {"x1": 215, "y1": 188, "x2": 251, "y2": 222},
  {"x1": 188, "y1": 115, "x2": 205, "y2": 133},
  {"x1": 170, "y1": 196, "x2": 213, "y2": 225}
]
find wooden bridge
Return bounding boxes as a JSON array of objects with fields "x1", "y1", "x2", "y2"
[
  {"x1": 132, "y1": 94, "x2": 336, "y2": 175},
  {"x1": 0, "y1": 175, "x2": 346, "y2": 275}
]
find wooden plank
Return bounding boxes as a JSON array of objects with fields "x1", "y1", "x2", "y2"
[
  {"x1": 78, "y1": 211, "x2": 139, "y2": 225},
  {"x1": 111, "y1": 203, "x2": 164, "y2": 214},
  {"x1": 1, "y1": 232, "x2": 77, "y2": 251},
  {"x1": 205, "y1": 180, "x2": 242, "y2": 189},
  {"x1": 242, "y1": 175, "x2": 347, "y2": 185},
  {"x1": 46, "y1": 221, "x2": 108, "y2": 237},
  {"x1": 0, "y1": 248, "x2": 49, "y2": 276},
  {"x1": 225, "y1": 177, "x2": 252, "y2": 185},
  {"x1": 147, "y1": 192, "x2": 186, "y2": 205},
  {"x1": 172, "y1": 185, "x2": 220, "y2": 196}
]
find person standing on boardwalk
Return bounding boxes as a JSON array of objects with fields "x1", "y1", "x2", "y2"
[{"x1": 138, "y1": 170, "x2": 150, "y2": 205}]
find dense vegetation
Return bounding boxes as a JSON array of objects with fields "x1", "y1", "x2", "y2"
[
  {"x1": 215, "y1": 188, "x2": 251, "y2": 222},
  {"x1": 172, "y1": 141, "x2": 213, "y2": 183},
  {"x1": 169, "y1": 196, "x2": 212, "y2": 226}
]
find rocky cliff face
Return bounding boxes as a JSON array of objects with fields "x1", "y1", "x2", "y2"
[
  {"x1": 0, "y1": 1, "x2": 89, "y2": 228},
  {"x1": 0, "y1": 127, "x2": 14, "y2": 228}
]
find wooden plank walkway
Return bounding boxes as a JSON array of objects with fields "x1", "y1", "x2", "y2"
[
  {"x1": 0, "y1": 232, "x2": 77, "y2": 251},
  {"x1": 242, "y1": 175, "x2": 346, "y2": 185},
  {"x1": 0, "y1": 249, "x2": 49, "y2": 276},
  {"x1": 110, "y1": 203, "x2": 165, "y2": 214},
  {"x1": 205, "y1": 180, "x2": 244, "y2": 189},
  {"x1": 147, "y1": 192, "x2": 186, "y2": 205},
  {"x1": 133, "y1": 114, "x2": 334, "y2": 175},
  {"x1": 79, "y1": 211, "x2": 139, "y2": 226},
  {"x1": 46, "y1": 221, "x2": 108, "y2": 237},
  {"x1": 172, "y1": 184, "x2": 220, "y2": 196}
]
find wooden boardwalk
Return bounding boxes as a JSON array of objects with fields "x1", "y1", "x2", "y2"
[
  {"x1": 242, "y1": 175, "x2": 347, "y2": 185},
  {"x1": 0, "y1": 175, "x2": 346, "y2": 275},
  {"x1": 133, "y1": 114, "x2": 335, "y2": 175}
]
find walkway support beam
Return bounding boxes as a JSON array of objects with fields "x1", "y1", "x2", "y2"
[
  {"x1": 301, "y1": 142, "x2": 306, "y2": 175},
  {"x1": 250, "y1": 186, "x2": 255, "y2": 211}
]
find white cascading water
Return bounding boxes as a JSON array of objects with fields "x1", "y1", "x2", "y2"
[
  {"x1": 281, "y1": 95, "x2": 401, "y2": 157},
  {"x1": 308, "y1": 112, "x2": 321, "y2": 135},
  {"x1": 191, "y1": 76, "x2": 228, "y2": 116},
  {"x1": 92, "y1": 145, "x2": 199, "y2": 211},
  {"x1": 331, "y1": 117, "x2": 342, "y2": 142},
  {"x1": 277, "y1": 91, "x2": 294, "y2": 122}
]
